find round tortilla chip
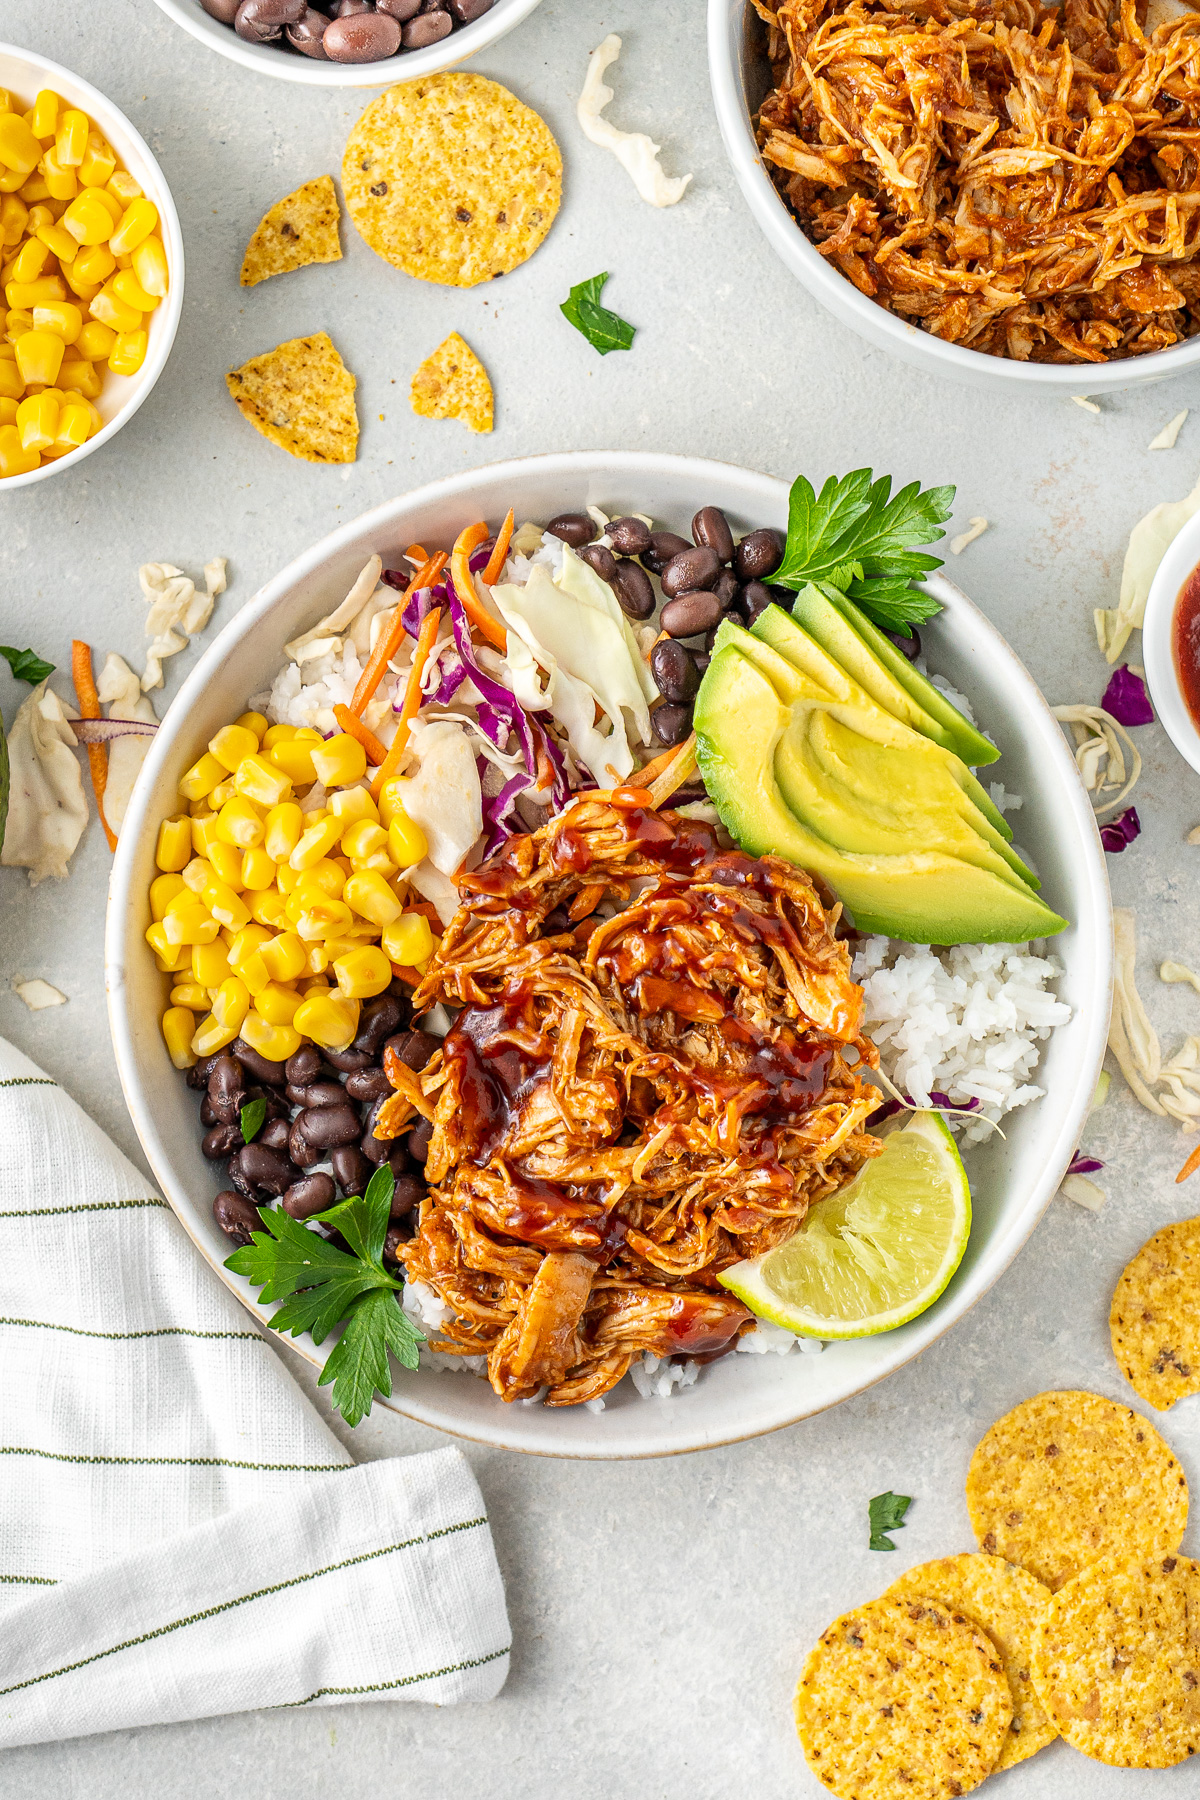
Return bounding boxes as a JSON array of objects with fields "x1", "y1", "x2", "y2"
[
  {"x1": 966, "y1": 1390, "x2": 1188, "y2": 1591},
  {"x1": 1031, "y1": 1551, "x2": 1200, "y2": 1767},
  {"x1": 886, "y1": 1554, "x2": 1056, "y2": 1771},
  {"x1": 794, "y1": 1592, "x2": 1012, "y2": 1798},
  {"x1": 342, "y1": 74, "x2": 561, "y2": 288},
  {"x1": 1111, "y1": 1217, "x2": 1200, "y2": 1411}
]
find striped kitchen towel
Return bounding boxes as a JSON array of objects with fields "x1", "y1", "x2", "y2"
[{"x1": 0, "y1": 1037, "x2": 510, "y2": 1749}]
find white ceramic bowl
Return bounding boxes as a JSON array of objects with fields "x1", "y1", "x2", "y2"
[
  {"x1": 151, "y1": 0, "x2": 545, "y2": 88},
  {"x1": 107, "y1": 451, "x2": 1112, "y2": 1459},
  {"x1": 708, "y1": 0, "x2": 1200, "y2": 396},
  {"x1": 0, "y1": 44, "x2": 184, "y2": 490},
  {"x1": 1142, "y1": 508, "x2": 1200, "y2": 774}
]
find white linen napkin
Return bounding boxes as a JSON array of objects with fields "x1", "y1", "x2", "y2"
[{"x1": 0, "y1": 1037, "x2": 510, "y2": 1749}]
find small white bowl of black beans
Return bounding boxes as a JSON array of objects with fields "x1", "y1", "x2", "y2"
[{"x1": 151, "y1": 0, "x2": 546, "y2": 84}]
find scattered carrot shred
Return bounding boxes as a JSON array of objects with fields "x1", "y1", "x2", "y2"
[
  {"x1": 369, "y1": 604, "x2": 442, "y2": 801},
  {"x1": 1176, "y1": 1143, "x2": 1200, "y2": 1184},
  {"x1": 333, "y1": 704, "x2": 389, "y2": 766},
  {"x1": 70, "y1": 639, "x2": 117, "y2": 853},
  {"x1": 481, "y1": 507, "x2": 515, "y2": 586},
  {"x1": 348, "y1": 550, "x2": 446, "y2": 717},
  {"x1": 451, "y1": 520, "x2": 506, "y2": 652}
]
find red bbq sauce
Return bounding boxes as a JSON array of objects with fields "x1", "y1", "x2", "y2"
[{"x1": 1174, "y1": 561, "x2": 1200, "y2": 729}]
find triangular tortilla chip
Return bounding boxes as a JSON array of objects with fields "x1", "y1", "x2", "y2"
[
  {"x1": 240, "y1": 175, "x2": 342, "y2": 287},
  {"x1": 410, "y1": 332, "x2": 493, "y2": 433},
  {"x1": 226, "y1": 332, "x2": 358, "y2": 464}
]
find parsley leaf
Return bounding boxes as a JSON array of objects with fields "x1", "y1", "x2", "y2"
[
  {"x1": 224, "y1": 1163, "x2": 424, "y2": 1426},
  {"x1": 771, "y1": 470, "x2": 955, "y2": 636},
  {"x1": 0, "y1": 646, "x2": 55, "y2": 684},
  {"x1": 868, "y1": 1490, "x2": 912, "y2": 1551},
  {"x1": 240, "y1": 1098, "x2": 266, "y2": 1144},
  {"x1": 560, "y1": 271, "x2": 636, "y2": 356}
]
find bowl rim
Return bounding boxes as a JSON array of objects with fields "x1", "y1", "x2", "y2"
[
  {"x1": 1142, "y1": 507, "x2": 1200, "y2": 774},
  {"x1": 149, "y1": 0, "x2": 547, "y2": 87},
  {"x1": 0, "y1": 40, "x2": 185, "y2": 490},
  {"x1": 106, "y1": 449, "x2": 1113, "y2": 1458},
  {"x1": 706, "y1": 0, "x2": 1200, "y2": 391}
]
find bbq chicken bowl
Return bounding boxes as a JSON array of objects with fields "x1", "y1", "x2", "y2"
[{"x1": 108, "y1": 453, "x2": 1111, "y2": 1457}]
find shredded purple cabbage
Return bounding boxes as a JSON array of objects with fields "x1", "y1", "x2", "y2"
[
  {"x1": 1067, "y1": 1152, "x2": 1105, "y2": 1176},
  {"x1": 69, "y1": 717, "x2": 157, "y2": 743},
  {"x1": 422, "y1": 646, "x2": 467, "y2": 707},
  {"x1": 480, "y1": 769, "x2": 533, "y2": 857},
  {"x1": 1100, "y1": 805, "x2": 1141, "y2": 853},
  {"x1": 1101, "y1": 664, "x2": 1154, "y2": 727},
  {"x1": 867, "y1": 1091, "x2": 978, "y2": 1125}
]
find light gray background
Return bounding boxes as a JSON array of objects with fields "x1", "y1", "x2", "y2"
[{"x1": 2, "y1": 0, "x2": 1200, "y2": 1793}]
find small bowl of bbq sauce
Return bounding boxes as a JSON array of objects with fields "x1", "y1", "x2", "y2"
[{"x1": 1145, "y1": 510, "x2": 1200, "y2": 779}]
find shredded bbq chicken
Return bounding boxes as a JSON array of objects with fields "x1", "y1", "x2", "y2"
[
  {"x1": 376, "y1": 795, "x2": 880, "y2": 1407},
  {"x1": 756, "y1": 0, "x2": 1200, "y2": 360}
]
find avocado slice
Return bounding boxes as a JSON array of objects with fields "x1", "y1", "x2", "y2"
[
  {"x1": 694, "y1": 643, "x2": 1067, "y2": 946},
  {"x1": 751, "y1": 602, "x2": 1011, "y2": 840},
  {"x1": 724, "y1": 619, "x2": 1040, "y2": 890}
]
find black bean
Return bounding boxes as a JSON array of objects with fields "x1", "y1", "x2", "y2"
[
  {"x1": 285, "y1": 7, "x2": 330, "y2": 53},
  {"x1": 199, "y1": 1093, "x2": 218, "y2": 1127},
  {"x1": 200, "y1": 0, "x2": 242, "y2": 18},
  {"x1": 542, "y1": 906, "x2": 571, "y2": 935},
  {"x1": 360, "y1": 1096, "x2": 394, "y2": 1164},
  {"x1": 668, "y1": 780, "x2": 708, "y2": 805},
  {"x1": 579, "y1": 543, "x2": 618, "y2": 583},
  {"x1": 660, "y1": 545, "x2": 721, "y2": 599},
  {"x1": 334, "y1": 0, "x2": 371, "y2": 10},
  {"x1": 259, "y1": 1116, "x2": 293, "y2": 1153},
  {"x1": 408, "y1": 1117, "x2": 433, "y2": 1163},
  {"x1": 282, "y1": 1172, "x2": 336, "y2": 1221},
  {"x1": 331, "y1": 1143, "x2": 373, "y2": 1195},
  {"x1": 607, "y1": 516, "x2": 652, "y2": 557},
  {"x1": 739, "y1": 580, "x2": 775, "y2": 626},
  {"x1": 447, "y1": 0, "x2": 494, "y2": 16},
  {"x1": 692, "y1": 506, "x2": 735, "y2": 564},
  {"x1": 354, "y1": 994, "x2": 405, "y2": 1057},
  {"x1": 234, "y1": 0, "x2": 305, "y2": 43},
  {"x1": 883, "y1": 626, "x2": 922, "y2": 662},
  {"x1": 289, "y1": 1118, "x2": 323, "y2": 1170},
  {"x1": 652, "y1": 703, "x2": 693, "y2": 747},
  {"x1": 384, "y1": 1028, "x2": 438, "y2": 1072},
  {"x1": 235, "y1": 1143, "x2": 297, "y2": 1196},
  {"x1": 230, "y1": 1039, "x2": 288, "y2": 1086},
  {"x1": 401, "y1": 10, "x2": 451, "y2": 43},
  {"x1": 692, "y1": 655, "x2": 711, "y2": 679},
  {"x1": 661, "y1": 591, "x2": 723, "y2": 640},
  {"x1": 346, "y1": 1065, "x2": 391, "y2": 1102},
  {"x1": 213, "y1": 1190, "x2": 261, "y2": 1246},
  {"x1": 383, "y1": 1222, "x2": 409, "y2": 1263},
  {"x1": 713, "y1": 569, "x2": 740, "y2": 610},
  {"x1": 642, "y1": 531, "x2": 691, "y2": 577},
  {"x1": 322, "y1": 1046, "x2": 374, "y2": 1073},
  {"x1": 285, "y1": 1044, "x2": 324, "y2": 1088},
  {"x1": 610, "y1": 559, "x2": 655, "y2": 620},
  {"x1": 187, "y1": 1053, "x2": 220, "y2": 1091},
  {"x1": 292, "y1": 1081, "x2": 346, "y2": 1112},
  {"x1": 228, "y1": 1157, "x2": 260, "y2": 1203},
  {"x1": 209, "y1": 1055, "x2": 244, "y2": 1108},
  {"x1": 297, "y1": 1102, "x2": 362, "y2": 1149},
  {"x1": 704, "y1": 623, "x2": 722, "y2": 655},
  {"x1": 650, "y1": 639, "x2": 700, "y2": 704},
  {"x1": 545, "y1": 512, "x2": 596, "y2": 547},
  {"x1": 325, "y1": 9, "x2": 401, "y2": 57},
  {"x1": 734, "y1": 528, "x2": 784, "y2": 582},
  {"x1": 202, "y1": 1122, "x2": 243, "y2": 1161},
  {"x1": 377, "y1": 0, "x2": 422, "y2": 15},
  {"x1": 390, "y1": 1174, "x2": 425, "y2": 1218}
]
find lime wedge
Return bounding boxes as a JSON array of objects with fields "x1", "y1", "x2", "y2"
[{"x1": 719, "y1": 1111, "x2": 971, "y2": 1339}]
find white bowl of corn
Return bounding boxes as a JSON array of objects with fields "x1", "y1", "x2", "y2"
[{"x1": 0, "y1": 44, "x2": 183, "y2": 487}]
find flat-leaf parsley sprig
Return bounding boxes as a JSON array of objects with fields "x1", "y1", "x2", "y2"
[
  {"x1": 771, "y1": 469, "x2": 955, "y2": 636},
  {"x1": 225, "y1": 1165, "x2": 424, "y2": 1427},
  {"x1": 560, "y1": 271, "x2": 636, "y2": 356},
  {"x1": 868, "y1": 1489, "x2": 913, "y2": 1552}
]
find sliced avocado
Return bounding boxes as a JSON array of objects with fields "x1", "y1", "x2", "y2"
[
  {"x1": 825, "y1": 589, "x2": 1000, "y2": 768},
  {"x1": 694, "y1": 643, "x2": 1066, "y2": 946},
  {"x1": 723, "y1": 618, "x2": 1039, "y2": 889}
]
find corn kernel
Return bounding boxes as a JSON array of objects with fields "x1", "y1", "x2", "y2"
[
  {"x1": 4, "y1": 306, "x2": 33, "y2": 339},
  {"x1": 387, "y1": 809, "x2": 429, "y2": 869},
  {"x1": 88, "y1": 283, "x2": 140, "y2": 334},
  {"x1": 188, "y1": 813, "x2": 219, "y2": 858},
  {"x1": 35, "y1": 222, "x2": 76, "y2": 266},
  {"x1": 227, "y1": 923, "x2": 272, "y2": 967},
  {"x1": 208, "y1": 775, "x2": 236, "y2": 808},
  {"x1": 293, "y1": 991, "x2": 360, "y2": 1051},
  {"x1": 40, "y1": 147, "x2": 77, "y2": 203},
  {"x1": 191, "y1": 940, "x2": 230, "y2": 987},
  {"x1": 276, "y1": 862, "x2": 301, "y2": 896},
  {"x1": 0, "y1": 359, "x2": 22, "y2": 402},
  {"x1": 329, "y1": 786, "x2": 379, "y2": 828},
  {"x1": 267, "y1": 736, "x2": 318, "y2": 785},
  {"x1": 0, "y1": 194, "x2": 27, "y2": 246},
  {"x1": 74, "y1": 242, "x2": 114, "y2": 286},
  {"x1": 107, "y1": 170, "x2": 142, "y2": 205},
  {"x1": 161, "y1": 1006, "x2": 197, "y2": 1070},
  {"x1": 0, "y1": 396, "x2": 16, "y2": 426},
  {"x1": 311, "y1": 733, "x2": 367, "y2": 790},
  {"x1": 211, "y1": 977, "x2": 250, "y2": 1032},
  {"x1": 297, "y1": 859, "x2": 345, "y2": 900},
  {"x1": 57, "y1": 354, "x2": 100, "y2": 399},
  {"x1": 204, "y1": 839, "x2": 242, "y2": 890},
  {"x1": 7, "y1": 275, "x2": 66, "y2": 310},
  {"x1": 54, "y1": 107, "x2": 88, "y2": 165},
  {"x1": 52, "y1": 397, "x2": 90, "y2": 452},
  {"x1": 240, "y1": 846, "x2": 276, "y2": 891},
  {"x1": 209, "y1": 723, "x2": 260, "y2": 772},
  {"x1": 238, "y1": 952, "x2": 270, "y2": 997},
  {"x1": 290, "y1": 814, "x2": 343, "y2": 871},
  {"x1": 262, "y1": 722, "x2": 296, "y2": 751},
  {"x1": 264, "y1": 801, "x2": 302, "y2": 863},
  {"x1": 169, "y1": 982, "x2": 208, "y2": 1011},
  {"x1": 332, "y1": 945, "x2": 392, "y2": 1001},
  {"x1": 77, "y1": 133, "x2": 116, "y2": 188},
  {"x1": 341, "y1": 819, "x2": 385, "y2": 862},
  {"x1": 247, "y1": 888, "x2": 288, "y2": 930},
  {"x1": 29, "y1": 92, "x2": 59, "y2": 142},
  {"x1": 377, "y1": 777, "x2": 411, "y2": 827},
  {"x1": 107, "y1": 328, "x2": 146, "y2": 376},
  {"x1": 109, "y1": 196, "x2": 157, "y2": 255},
  {"x1": 16, "y1": 173, "x2": 50, "y2": 203},
  {"x1": 32, "y1": 301, "x2": 82, "y2": 345},
  {"x1": 382, "y1": 913, "x2": 435, "y2": 967},
  {"x1": 203, "y1": 879, "x2": 250, "y2": 932},
  {"x1": 233, "y1": 752, "x2": 291, "y2": 808},
  {"x1": 344, "y1": 868, "x2": 404, "y2": 928},
  {"x1": 259, "y1": 930, "x2": 306, "y2": 982},
  {"x1": 75, "y1": 318, "x2": 114, "y2": 360},
  {"x1": 0, "y1": 424, "x2": 38, "y2": 475},
  {"x1": 215, "y1": 795, "x2": 265, "y2": 851},
  {"x1": 294, "y1": 898, "x2": 353, "y2": 942},
  {"x1": 62, "y1": 189, "x2": 113, "y2": 246},
  {"x1": 131, "y1": 232, "x2": 168, "y2": 300},
  {"x1": 178, "y1": 751, "x2": 225, "y2": 802},
  {"x1": 0, "y1": 115, "x2": 43, "y2": 178},
  {"x1": 111, "y1": 268, "x2": 158, "y2": 314},
  {"x1": 238, "y1": 1013, "x2": 302, "y2": 1063},
  {"x1": 61, "y1": 268, "x2": 98, "y2": 305},
  {"x1": 145, "y1": 921, "x2": 192, "y2": 972},
  {"x1": 304, "y1": 944, "x2": 330, "y2": 976},
  {"x1": 14, "y1": 327, "x2": 64, "y2": 386},
  {"x1": 0, "y1": 170, "x2": 25, "y2": 197},
  {"x1": 190, "y1": 1013, "x2": 239, "y2": 1058},
  {"x1": 162, "y1": 890, "x2": 221, "y2": 947},
  {"x1": 148, "y1": 873, "x2": 186, "y2": 921},
  {"x1": 16, "y1": 391, "x2": 56, "y2": 452},
  {"x1": 155, "y1": 815, "x2": 193, "y2": 873},
  {"x1": 10, "y1": 236, "x2": 49, "y2": 282},
  {"x1": 254, "y1": 981, "x2": 301, "y2": 1027},
  {"x1": 181, "y1": 856, "x2": 211, "y2": 895}
]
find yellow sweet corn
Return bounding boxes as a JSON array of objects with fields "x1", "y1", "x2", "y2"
[
  {"x1": 232, "y1": 709, "x2": 266, "y2": 741},
  {"x1": 203, "y1": 879, "x2": 251, "y2": 932},
  {"x1": 7, "y1": 276, "x2": 66, "y2": 310},
  {"x1": 255, "y1": 982, "x2": 302, "y2": 1027},
  {"x1": 169, "y1": 982, "x2": 208, "y2": 1012},
  {"x1": 36, "y1": 221, "x2": 77, "y2": 265},
  {"x1": 227, "y1": 923, "x2": 272, "y2": 968},
  {"x1": 155, "y1": 815, "x2": 193, "y2": 873},
  {"x1": 233, "y1": 752, "x2": 291, "y2": 808},
  {"x1": 0, "y1": 194, "x2": 27, "y2": 245},
  {"x1": 16, "y1": 172, "x2": 50, "y2": 203},
  {"x1": 107, "y1": 170, "x2": 142, "y2": 205},
  {"x1": 181, "y1": 857, "x2": 210, "y2": 895},
  {"x1": 387, "y1": 809, "x2": 429, "y2": 869},
  {"x1": 310, "y1": 733, "x2": 366, "y2": 790},
  {"x1": 240, "y1": 846, "x2": 276, "y2": 891},
  {"x1": 295, "y1": 858, "x2": 344, "y2": 900},
  {"x1": 39, "y1": 147, "x2": 77, "y2": 203},
  {"x1": 276, "y1": 862, "x2": 301, "y2": 896},
  {"x1": 10, "y1": 235, "x2": 49, "y2": 282},
  {"x1": 73, "y1": 241, "x2": 114, "y2": 286},
  {"x1": 146, "y1": 922, "x2": 192, "y2": 973},
  {"x1": 112, "y1": 269, "x2": 158, "y2": 314},
  {"x1": 52, "y1": 398, "x2": 91, "y2": 451},
  {"x1": 382, "y1": 913, "x2": 435, "y2": 967},
  {"x1": 263, "y1": 801, "x2": 302, "y2": 863},
  {"x1": 0, "y1": 424, "x2": 38, "y2": 475},
  {"x1": 161, "y1": 1006, "x2": 197, "y2": 1071},
  {"x1": 329, "y1": 787, "x2": 378, "y2": 828},
  {"x1": 191, "y1": 939, "x2": 231, "y2": 987},
  {"x1": 237, "y1": 951, "x2": 270, "y2": 997},
  {"x1": 247, "y1": 888, "x2": 288, "y2": 930},
  {"x1": 267, "y1": 734, "x2": 319, "y2": 785},
  {"x1": 107, "y1": 328, "x2": 146, "y2": 376},
  {"x1": 293, "y1": 898, "x2": 353, "y2": 943},
  {"x1": 190, "y1": 1013, "x2": 239, "y2": 1058},
  {"x1": 33, "y1": 301, "x2": 82, "y2": 343},
  {"x1": 178, "y1": 751, "x2": 225, "y2": 802},
  {"x1": 0, "y1": 114, "x2": 42, "y2": 177},
  {"x1": 344, "y1": 869, "x2": 404, "y2": 928},
  {"x1": 205, "y1": 839, "x2": 243, "y2": 890},
  {"x1": 162, "y1": 891, "x2": 219, "y2": 947},
  {"x1": 303, "y1": 945, "x2": 330, "y2": 976},
  {"x1": 0, "y1": 359, "x2": 22, "y2": 400},
  {"x1": 14, "y1": 326, "x2": 64, "y2": 386},
  {"x1": 376, "y1": 777, "x2": 411, "y2": 828},
  {"x1": 75, "y1": 318, "x2": 113, "y2": 360},
  {"x1": 150, "y1": 872, "x2": 186, "y2": 920},
  {"x1": 57, "y1": 354, "x2": 100, "y2": 399},
  {"x1": 131, "y1": 233, "x2": 168, "y2": 300},
  {"x1": 208, "y1": 775, "x2": 236, "y2": 808},
  {"x1": 215, "y1": 796, "x2": 265, "y2": 850},
  {"x1": 54, "y1": 107, "x2": 87, "y2": 165},
  {"x1": 259, "y1": 930, "x2": 306, "y2": 982},
  {"x1": 262, "y1": 722, "x2": 296, "y2": 751},
  {"x1": 209, "y1": 723, "x2": 259, "y2": 772},
  {"x1": 77, "y1": 133, "x2": 116, "y2": 188},
  {"x1": 62, "y1": 189, "x2": 113, "y2": 246},
  {"x1": 189, "y1": 814, "x2": 221, "y2": 860},
  {"x1": 0, "y1": 397, "x2": 17, "y2": 426},
  {"x1": 292, "y1": 991, "x2": 360, "y2": 1052},
  {"x1": 238, "y1": 1013, "x2": 302, "y2": 1064},
  {"x1": 211, "y1": 977, "x2": 250, "y2": 1033},
  {"x1": 108, "y1": 197, "x2": 157, "y2": 255},
  {"x1": 15, "y1": 390, "x2": 57, "y2": 452},
  {"x1": 333, "y1": 945, "x2": 392, "y2": 1000},
  {"x1": 88, "y1": 283, "x2": 140, "y2": 334},
  {"x1": 290, "y1": 815, "x2": 343, "y2": 871}
]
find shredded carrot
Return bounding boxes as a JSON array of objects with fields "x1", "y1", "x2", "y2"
[
  {"x1": 348, "y1": 550, "x2": 446, "y2": 717},
  {"x1": 369, "y1": 605, "x2": 442, "y2": 802},
  {"x1": 406, "y1": 543, "x2": 429, "y2": 565},
  {"x1": 333, "y1": 704, "x2": 388, "y2": 766},
  {"x1": 389, "y1": 961, "x2": 421, "y2": 986},
  {"x1": 402, "y1": 901, "x2": 441, "y2": 923},
  {"x1": 70, "y1": 639, "x2": 117, "y2": 853},
  {"x1": 451, "y1": 520, "x2": 506, "y2": 652},
  {"x1": 636, "y1": 743, "x2": 686, "y2": 786},
  {"x1": 481, "y1": 507, "x2": 515, "y2": 586},
  {"x1": 1177, "y1": 1143, "x2": 1200, "y2": 1183}
]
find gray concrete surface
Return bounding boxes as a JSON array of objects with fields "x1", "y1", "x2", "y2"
[{"x1": 3, "y1": 0, "x2": 1200, "y2": 1792}]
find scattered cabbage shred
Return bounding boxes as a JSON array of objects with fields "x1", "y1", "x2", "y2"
[{"x1": 576, "y1": 35, "x2": 692, "y2": 208}]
